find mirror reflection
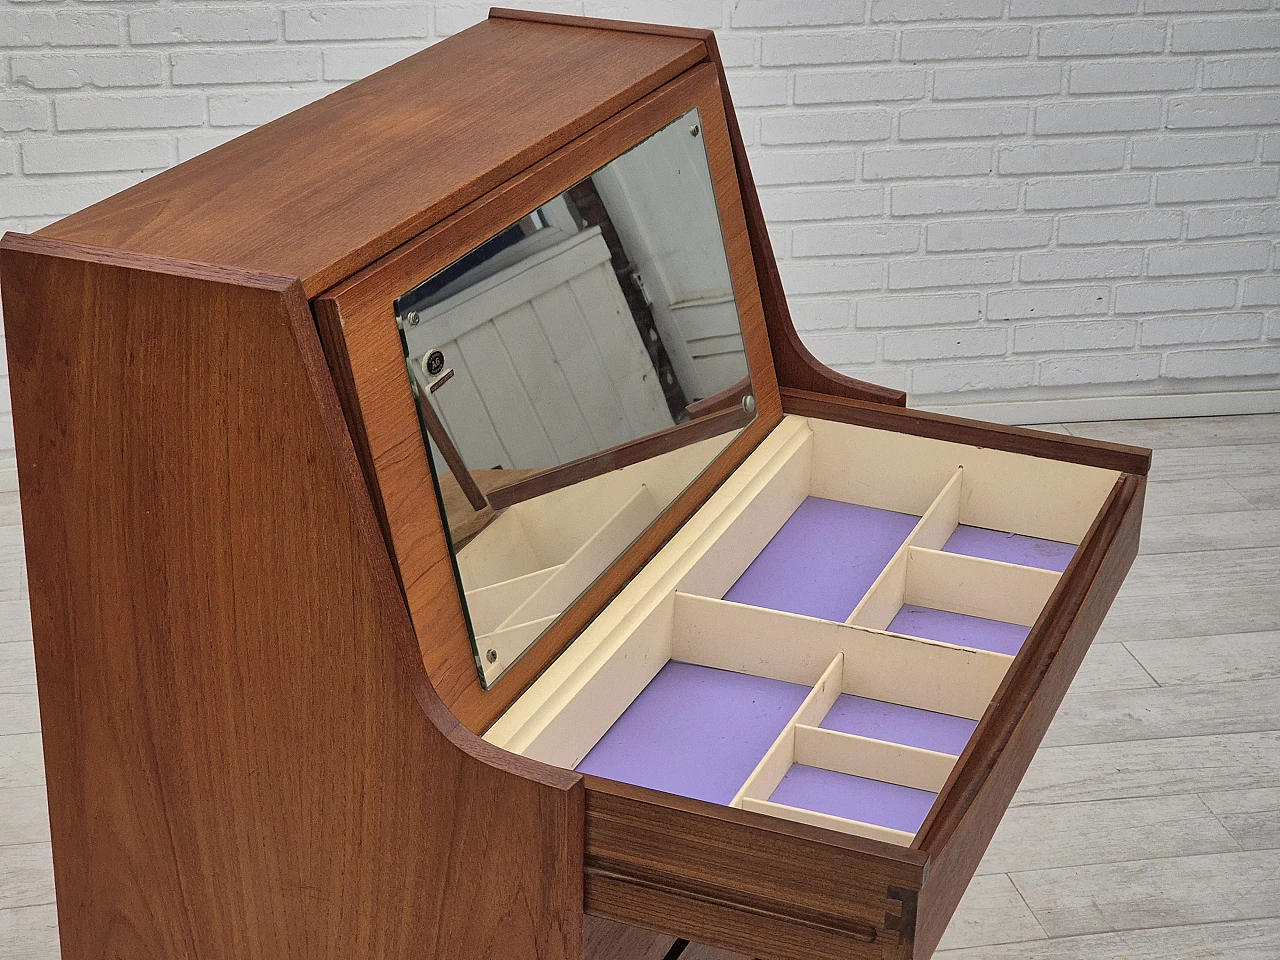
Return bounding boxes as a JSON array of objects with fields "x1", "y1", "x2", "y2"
[{"x1": 396, "y1": 108, "x2": 754, "y2": 687}]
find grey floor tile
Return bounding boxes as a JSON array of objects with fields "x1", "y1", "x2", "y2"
[
  {"x1": 1201, "y1": 787, "x2": 1280, "y2": 852},
  {"x1": 1127, "y1": 630, "x2": 1280, "y2": 686},
  {"x1": 0, "y1": 601, "x2": 32, "y2": 645},
  {"x1": 1142, "y1": 443, "x2": 1277, "y2": 482},
  {"x1": 1010, "y1": 849, "x2": 1280, "y2": 938},
  {"x1": 0, "y1": 734, "x2": 45, "y2": 789},
  {"x1": 1069, "y1": 641, "x2": 1157, "y2": 693},
  {"x1": 0, "y1": 692, "x2": 40, "y2": 738},
  {"x1": 1140, "y1": 508, "x2": 1280, "y2": 554},
  {"x1": 0, "y1": 843, "x2": 56, "y2": 911},
  {"x1": 934, "y1": 873, "x2": 1047, "y2": 951},
  {"x1": 934, "y1": 916, "x2": 1280, "y2": 959},
  {"x1": 1042, "y1": 677, "x2": 1280, "y2": 747},
  {"x1": 0, "y1": 788, "x2": 51, "y2": 846},
  {"x1": 0, "y1": 904, "x2": 60, "y2": 960},
  {"x1": 1064, "y1": 414, "x2": 1280, "y2": 450},
  {"x1": 1143, "y1": 477, "x2": 1256, "y2": 517},
  {"x1": 975, "y1": 794, "x2": 1240, "y2": 877},
  {"x1": 1012, "y1": 731, "x2": 1280, "y2": 806},
  {"x1": 1230, "y1": 472, "x2": 1280, "y2": 510},
  {"x1": 0, "y1": 642, "x2": 35, "y2": 692}
]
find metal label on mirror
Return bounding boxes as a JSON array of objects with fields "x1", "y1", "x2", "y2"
[{"x1": 395, "y1": 107, "x2": 755, "y2": 688}]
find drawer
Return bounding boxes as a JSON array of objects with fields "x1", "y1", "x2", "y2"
[{"x1": 487, "y1": 411, "x2": 1146, "y2": 960}]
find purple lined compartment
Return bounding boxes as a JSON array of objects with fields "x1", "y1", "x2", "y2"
[
  {"x1": 723, "y1": 497, "x2": 919, "y2": 622},
  {"x1": 574, "y1": 661, "x2": 810, "y2": 806},
  {"x1": 887, "y1": 603, "x2": 1030, "y2": 657},
  {"x1": 943, "y1": 524, "x2": 1076, "y2": 572},
  {"x1": 769, "y1": 764, "x2": 937, "y2": 834},
  {"x1": 820, "y1": 695, "x2": 978, "y2": 756}
]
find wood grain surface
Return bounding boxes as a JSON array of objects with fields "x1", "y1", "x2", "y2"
[
  {"x1": 1, "y1": 233, "x2": 584, "y2": 960},
  {"x1": 319, "y1": 63, "x2": 783, "y2": 732},
  {"x1": 584, "y1": 777, "x2": 927, "y2": 960},
  {"x1": 36, "y1": 18, "x2": 703, "y2": 299}
]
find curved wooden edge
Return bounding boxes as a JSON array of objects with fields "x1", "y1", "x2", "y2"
[
  {"x1": 700, "y1": 34, "x2": 908, "y2": 409},
  {"x1": 782, "y1": 387, "x2": 1153, "y2": 476},
  {"x1": 485, "y1": 12, "x2": 905, "y2": 409},
  {"x1": 909, "y1": 473, "x2": 1145, "y2": 957},
  {"x1": 2, "y1": 232, "x2": 584, "y2": 960},
  {"x1": 281, "y1": 250, "x2": 581, "y2": 792}
]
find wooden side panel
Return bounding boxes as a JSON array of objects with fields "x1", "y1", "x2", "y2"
[
  {"x1": 912, "y1": 475, "x2": 1146, "y2": 958},
  {"x1": 37, "y1": 18, "x2": 704, "y2": 298},
  {"x1": 584, "y1": 780, "x2": 927, "y2": 960},
  {"x1": 1, "y1": 234, "x2": 583, "y2": 960}
]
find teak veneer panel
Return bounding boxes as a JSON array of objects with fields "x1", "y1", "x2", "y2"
[
  {"x1": 0, "y1": 234, "x2": 583, "y2": 960},
  {"x1": 584, "y1": 778, "x2": 926, "y2": 960},
  {"x1": 319, "y1": 63, "x2": 784, "y2": 732},
  {"x1": 36, "y1": 17, "x2": 704, "y2": 299}
]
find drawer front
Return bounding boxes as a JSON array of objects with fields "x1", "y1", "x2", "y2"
[{"x1": 584, "y1": 780, "x2": 926, "y2": 960}]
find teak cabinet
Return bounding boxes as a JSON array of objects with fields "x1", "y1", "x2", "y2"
[{"x1": 1, "y1": 11, "x2": 1150, "y2": 960}]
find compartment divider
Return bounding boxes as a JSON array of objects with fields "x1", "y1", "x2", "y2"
[
  {"x1": 466, "y1": 564, "x2": 562, "y2": 637},
  {"x1": 905, "y1": 547, "x2": 1062, "y2": 627},
  {"x1": 739, "y1": 797, "x2": 916, "y2": 846},
  {"x1": 673, "y1": 592, "x2": 1010, "y2": 720},
  {"x1": 792, "y1": 725, "x2": 956, "y2": 792},
  {"x1": 475, "y1": 613, "x2": 560, "y2": 676},
  {"x1": 846, "y1": 467, "x2": 964, "y2": 631},
  {"x1": 731, "y1": 653, "x2": 844, "y2": 807},
  {"x1": 497, "y1": 484, "x2": 661, "y2": 629}
]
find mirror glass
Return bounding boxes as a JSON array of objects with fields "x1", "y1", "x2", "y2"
[{"x1": 396, "y1": 107, "x2": 754, "y2": 687}]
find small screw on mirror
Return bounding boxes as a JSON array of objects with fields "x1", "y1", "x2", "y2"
[
  {"x1": 486, "y1": 649, "x2": 498, "y2": 664},
  {"x1": 406, "y1": 310, "x2": 421, "y2": 327},
  {"x1": 742, "y1": 394, "x2": 757, "y2": 415},
  {"x1": 689, "y1": 123, "x2": 700, "y2": 137}
]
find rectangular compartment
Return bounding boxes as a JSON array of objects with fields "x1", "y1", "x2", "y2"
[{"x1": 487, "y1": 414, "x2": 1119, "y2": 848}]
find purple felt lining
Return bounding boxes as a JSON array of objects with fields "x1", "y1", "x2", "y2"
[
  {"x1": 574, "y1": 661, "x2": 810, "y2": 806},
  {"x1": 768, "y1": 764, "x2": 937, "y2": 834},
  {"x1": 887, "y1": 603, "x2": 1030, "y2": 657},
  {"x1": 820, "y1": 695, "x2": 978, "y2": 756},
  {"x1": 943, "y1": 524, "x2": 1076, "y2": 573},
  {"x1": 723, "y1": 497, "x2": 919, "y2": 622}
]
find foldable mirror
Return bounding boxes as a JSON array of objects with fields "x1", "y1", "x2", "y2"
[{"x1": 394, "y1": 107, "x2": 754, "y2": 686}]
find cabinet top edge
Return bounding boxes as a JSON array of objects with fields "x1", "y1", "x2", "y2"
[{"x1": 35, "y1": 17, "x2": 707, "y2": 300}]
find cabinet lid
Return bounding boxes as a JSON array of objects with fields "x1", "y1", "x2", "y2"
[{"x1": 37, "y1": 16, "x2": 705, "y2": 298}]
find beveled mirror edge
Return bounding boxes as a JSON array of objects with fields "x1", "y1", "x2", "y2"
[{"x1": 317, "y1": 59, "x2": 783, "y2": 732}]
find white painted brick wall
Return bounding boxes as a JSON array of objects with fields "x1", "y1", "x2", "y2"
[{"x1": 2, "y1": 0, "x2": 1279, "y2": 462}]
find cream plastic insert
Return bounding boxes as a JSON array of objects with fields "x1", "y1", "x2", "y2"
[
  {"x1": 457, "y1": 431, "x2": 737, "y2": 682},
  {"x1": 485, "y1": 415, "x2": 1120, "y2": 845}
]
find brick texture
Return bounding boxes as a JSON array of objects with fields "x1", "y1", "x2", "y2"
[{"x1": 1, "y1": 0, "x2": 1278, "y2": 455}]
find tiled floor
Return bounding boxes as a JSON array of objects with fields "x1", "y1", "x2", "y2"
[{"x1": 2, "y1": 413, "x2": 1279, "y2": 959}]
